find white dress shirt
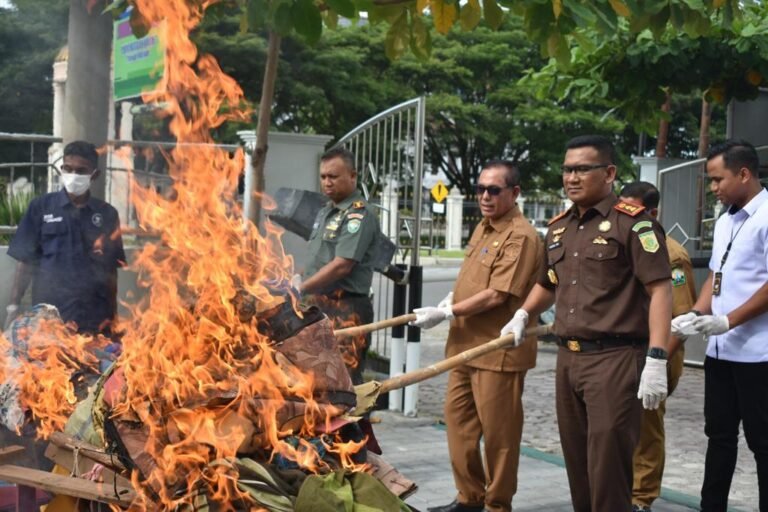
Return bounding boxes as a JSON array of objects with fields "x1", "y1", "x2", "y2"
[{"x1": 707, "y1": 188, "x2": 768, "y2": 362}]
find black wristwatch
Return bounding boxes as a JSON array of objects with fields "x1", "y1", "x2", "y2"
[
  {"x1": 648, "y1": 347, "x2": 668, "y2": 360},
  {"x1": 689, "y1": 309, "x2": 703, "y2": 316}
]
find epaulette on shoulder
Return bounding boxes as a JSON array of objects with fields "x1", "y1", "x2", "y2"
[
  {"x1": 547, "y1": 210, "x2": 569, "y2": 226},
  {"x1": 351, "y1": 200, "x2": 366, "y2": 209},
  {"x1": 614, "y1": 201, "x2": 645, "y2": 217}
]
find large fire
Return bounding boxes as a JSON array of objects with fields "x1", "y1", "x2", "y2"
[{"x1": 2, "y1": 0, "x2": 371, "y2": 509}]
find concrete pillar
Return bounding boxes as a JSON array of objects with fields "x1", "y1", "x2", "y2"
[
  {"x1": 237, "y1": 131, "x2": 257, "y2": 223},
  {"x1": 48, "y1": 56, "x2": 68, "y2": 192},
  {"x1": 445, "y1": 186, "x2": 464, "y2": 250},
  {"x1": 632, "y1": 156, "x2": 685, "y2": 186},
  {"x1": 380, "y1": 178, "x2": 399, "y2": 239},
  {"x1": 52, "y1": 59, "x2": 67, "y2": 138},
  {"x1": 62, "y1": 0, "x2": 113, "y2": 200},
  {"x1": 106, "y1": 101, "x2": 136, "y2": 224}
]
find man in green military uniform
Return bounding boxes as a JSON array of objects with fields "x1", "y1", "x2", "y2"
[{"x1": 299, "y1": 147, "x2": 381, "y2": 384}]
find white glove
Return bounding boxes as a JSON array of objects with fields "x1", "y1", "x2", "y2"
[
  {"x1": 671, "y1": 312, "x2": 698, "y2": 338},
  {"x1": 500, "y1": 309, "x2": 529, "y2": 347},
  {"x1": 436, "y1": 292, "x2": 454, "y2": 309},
  {"x1": 290, "y1": 274, "x2": 302, "y2": 292},
  {"x1": 637, "y1": 357, "x2": 668, "y2": 410},
  {"x1": 691, "y1": 315, "x2": 730, "y2": 336},
  {"x1": 410, "y1": 304, "x2": 454, "y2": 330}
]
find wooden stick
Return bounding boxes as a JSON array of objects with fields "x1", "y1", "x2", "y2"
[
  {"x1": 0, "y1": 465, "x2": 135, "y2": 506},
  {"x1": 48, "y1": 432, "x2": 126, "y2": 472},
  {"x1": 333, "y1": 313, "x2": 417, "y2": 338},
  {"x1": 378, "y1": 324, "x2": 552, "y2": 393}
]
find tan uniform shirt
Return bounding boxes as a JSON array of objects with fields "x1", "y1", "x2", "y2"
[
  {"x1": 447, "y1": 205, "x2": 543, "y2": 372},
  {"x1": 667, "y1": 236, "x2": 697, "y2": 316},
  {"x1": 539, "y1": 194, "x2": 671, "y2": 340}
]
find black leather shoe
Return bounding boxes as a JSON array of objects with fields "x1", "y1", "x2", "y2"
[{"x1": 427, "y1": 500, "x2": 485, "y2": 512}]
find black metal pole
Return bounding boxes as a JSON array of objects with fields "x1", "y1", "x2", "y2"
[
  {"x1": 392, "y1": 263, "x2": 408, "y2": 339},
  {"x1": 406, "y1": 265, "x2": 423, "y2": 343}
]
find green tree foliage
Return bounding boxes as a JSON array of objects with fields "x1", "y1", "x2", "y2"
[
  {"x1": 108, "y1": 0, "x2": 744, "y2": 62},
  {"x1": 196, "y1": 15, "x2": 636, "y2": 194},
  {"x1": 523, "y1": 3, "x2": 768, "y2": 132},
  {"x1": 0, "y1": 0, "x2": 69, "y2": 162},
  {"x1": 387, "y1": 20, "x2": 628, "y2": 193}
]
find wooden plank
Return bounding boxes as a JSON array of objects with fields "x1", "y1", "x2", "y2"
[
  {"x1": 0, "y1": 465, "x2": 135, "y2": 506},
  {"x1": 45, "y1": 443, "x2": 133, "y2": 489},
  {"x1": 0, "y1": 446, "x2": 24, "y2": 465},
  {"x1": 48, "y1": 432, "x2": 126, "y2": 471}
]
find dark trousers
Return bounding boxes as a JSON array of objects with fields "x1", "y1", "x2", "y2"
[
  {"x1": 701, "y1": 356, "x2": 768, "y2": 512},
  {"x1": 305, "y1": 293, "x2": 373, "y2": 385},
  {"x1": 555, "y1": 345, "x2": 645, "y2": 512}
]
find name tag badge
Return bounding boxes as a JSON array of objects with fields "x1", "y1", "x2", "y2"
[
  {"x1": 713, "y1": 271, "x2": 723, "y2": 296},
  {"x1": 548, "y1": 241, "x2": 562, "y2": 251}
]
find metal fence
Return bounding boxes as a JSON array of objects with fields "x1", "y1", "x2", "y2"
[
  {"x1": 332, "y1": 97, "x2": 426, "y2": 357},
  {"x1": 658, "y1": 145, "x2": 768, "y2": 260},
  {"x1": 0, "y1": 133, "x2": 239, "y2": 231}
]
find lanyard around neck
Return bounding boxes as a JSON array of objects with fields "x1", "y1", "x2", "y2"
[{"x1": 719, "y1": 215, "x2": 749, "y2": 271}]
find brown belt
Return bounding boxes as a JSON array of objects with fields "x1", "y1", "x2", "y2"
[{"x1": 558, "y1": 337, "x2": 647, "y2": 353}]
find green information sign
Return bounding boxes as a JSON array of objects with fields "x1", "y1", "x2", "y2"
[{"x1": 113, "y1": 9, "x2": 165, "y2": 101}]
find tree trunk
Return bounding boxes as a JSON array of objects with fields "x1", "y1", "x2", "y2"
[
  {"x1": 62, "y1": 0, "x2": 113, "y2": 199},
  {"x1": 246, "y1": 30, "x2": 281, "y2": 226},
  {"x1": 697, "y1": 98, "x2": 712, "y2": 158},
  {"x1": 655, "y1": 90, "x2": 671, "y2": 159}
]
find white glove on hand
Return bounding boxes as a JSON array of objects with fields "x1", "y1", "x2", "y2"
[
  {"x1": 638, "y1": 357, "x2": 668, "y2": 410},
  {"x1": 691, "y1": 315, "x2": 730, "y2": 336},
  {"x1": 4, "y1": 304, "x2": 19, "y2": 331},
  {"x1": 410, "y1": 305, "x2": 454, "y2": 330},
  {"x1": 436, "y1": 292, "x2": 454, "y2": 309},
  {"x1": 500, "y1": 309, "x2": 529, "y2": 347},
  {"x1": 290, "y1": 274, "x2": 302, "y2": 292},
  {"x1": 671, "y1": 312, "x2": 698, "y2": 338}
]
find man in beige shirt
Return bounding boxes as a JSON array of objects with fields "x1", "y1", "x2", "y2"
[{"x1": 411, "y1": 160, "x2": 543, "y2": 512}]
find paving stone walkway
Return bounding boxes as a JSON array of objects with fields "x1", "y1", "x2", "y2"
[{"x1": 374, "y1": 324, "x2": 759, "y2": 511}]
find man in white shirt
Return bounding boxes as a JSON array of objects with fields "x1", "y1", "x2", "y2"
[{"x1": 672, "y1": 139, "x2": 768, "y2": 511}]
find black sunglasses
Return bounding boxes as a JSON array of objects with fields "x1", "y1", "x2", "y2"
[
  {"x1": 476, "y1": 184, "x2": 513, "y2": 196},
  {"x1": 560, "y1": 164, "x2": 611, "y2": 176}
]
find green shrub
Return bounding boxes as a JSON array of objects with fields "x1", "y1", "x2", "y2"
[{"x1": 0, "y1": 192, "x2": 34, "y2": 244}]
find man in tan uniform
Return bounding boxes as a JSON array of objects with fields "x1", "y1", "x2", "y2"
[
  {"x1": 410, "y1": 160, "x2": 543, "y2": 512},
  {"x1": 620, "y1": 182, "x2": 697, "y2": 512},
  {"x1": 501, "y1": 135, "x2": 673, "y2": 512}
]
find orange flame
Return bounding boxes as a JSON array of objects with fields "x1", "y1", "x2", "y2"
[
  {"x1": 104, "y1": 0, "x2": 365, "y2": 507},
  {"x1": 4, "y1": 2, "x2": 368, "y2": 507},
  {"x1": 0, "y1": 316, "x2": 108, "y2": 437}
]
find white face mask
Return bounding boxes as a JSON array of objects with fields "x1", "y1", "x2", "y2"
[{"x1": 60, "y1": 172, "x2": 93, "y2": 196}]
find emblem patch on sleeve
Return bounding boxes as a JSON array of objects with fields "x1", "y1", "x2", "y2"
[
  {"x1": 638, "y1": 231, "x2": 660, "y2": 253},
  {"x1": 632, "y1": 220, "x2": 653, "y2": 232},
  {"x1": 347, "y1": 219, "x2": 361, "y2": 233},
  {"x1": 671, "y1": 267, "x2": 687, "y2": 287}
]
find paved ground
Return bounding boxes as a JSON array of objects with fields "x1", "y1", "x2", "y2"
[{"x1": 373, "y1": 323, "x2": 760, "y2": 511}]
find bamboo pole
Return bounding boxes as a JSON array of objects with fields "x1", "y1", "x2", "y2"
[
  {"x1": 333, "y1": 313, "x2": 417, "y2": 338},
  {"x1": 378, "y1": 324, "x2": 552, "y2": 393}
]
